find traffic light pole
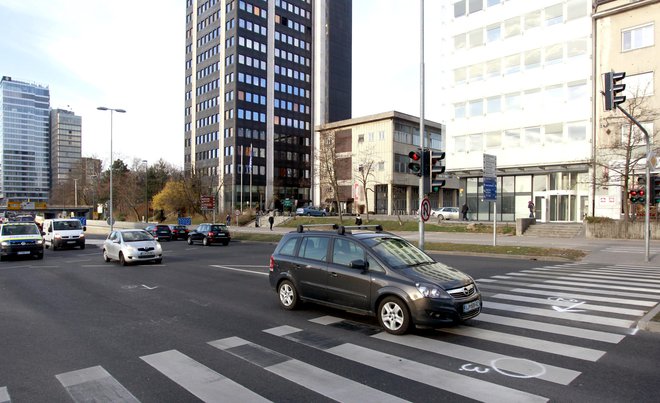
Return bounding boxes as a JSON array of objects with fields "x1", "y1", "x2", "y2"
[
  {"x1": 418, "y1": 0, "x2": 425, "y2": 250},
  {"x1": 616, "y1": 105, "x2": 650, "y2": 262}
]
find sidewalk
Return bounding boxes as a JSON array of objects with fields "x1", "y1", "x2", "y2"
[{"x1": 231, "y1": 219, "x2": 660, "y2": 267}]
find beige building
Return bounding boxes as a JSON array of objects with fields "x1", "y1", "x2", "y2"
[
  {"x1": 315, "y1": 111, "x2": 456, "y2": 215},
  {"x1": 594, "y1": 0, "x2": 660, "y2": 219}
]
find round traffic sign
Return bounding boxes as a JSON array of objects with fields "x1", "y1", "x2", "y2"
[
  {"x1": 420, "y1": 198, "x2": 431, "y2": 222},
  {"x1": 106, "y1": 217, "x2": 115, "y2": 226}
]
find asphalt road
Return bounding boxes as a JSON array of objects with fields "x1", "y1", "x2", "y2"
[{"x1": 1, "y1": 238, "x2": 659, "y2": 402}]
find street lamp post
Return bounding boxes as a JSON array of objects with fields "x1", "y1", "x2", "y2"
[
  {"x1": 97, "y1": 106, "x2": 126, "y2": 232},
  {"x1": 142, "y1": 160, "x2": 148, "y2": 223}
]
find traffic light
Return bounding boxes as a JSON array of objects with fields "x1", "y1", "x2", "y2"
[
  {"x1": 638, "y1": 188, "x2": 646, "y2": 204},
  {"x1": 654, "y1": 176, "x2": 660, "y2": 204},
  {"x1": 604, "y1": 71, "x2": 626, "y2": 111},
  {"x1": 429, "y1": 150, "x2": 446, "y2": 193},
  {"x1": 629, "y1": 189, "x2": 638, "y2": 203},
  {"x1": 408, "y1": 150, "x2": 422, "y2": 176}
]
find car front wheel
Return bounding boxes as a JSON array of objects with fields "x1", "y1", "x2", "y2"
[
  {"x1": 378, "y1": 296, "x2": 411, "y2": 335},
  {"x1": 103, "y1": 249, "x2": 111, "y2": 262},
  {"x1": 119, "y1": 252, "x2": 129, "y2": 266},
  {"x1": 278, "y1": 280, "x2": 299, "y2": 310},
  {"x1": 187, "y1": 237, "x2": 193, "y2": 245}
]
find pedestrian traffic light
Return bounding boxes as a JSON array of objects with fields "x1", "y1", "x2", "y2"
[
  {"x1": 629, "y1": 189, "x2": 638, "y2": 203},
  {"x1": 429, "y1": 150, "x2": 446, "y2": 193},
  {"x1": 408, "y1": 150, "x2": 422, "y2": 176},
  {"x1": 604, "y1": 71, "x2": 626, "y2": 111}
]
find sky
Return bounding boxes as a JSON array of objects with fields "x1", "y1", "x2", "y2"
[{"x1": 0, "y1": 0, "x2": 441, "y2": 170}]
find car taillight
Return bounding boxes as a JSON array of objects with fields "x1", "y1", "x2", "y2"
[
  {"x1": 269, "y1": 255, "x2": 274, "y2": 271},
  {"x1": 208, "y1": 232, "x2": 214, "y2": 237}
]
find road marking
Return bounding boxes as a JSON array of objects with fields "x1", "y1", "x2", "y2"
[
  {"x1": 141, "y1": 284, "x2": 158, "y2": 290},
  {"x1": 210, "y1": 265, "x2": 268, "y2": 276},
  {"x1": 474, "y1": 313, "x2": 625, "y2": 344},
  {"x1": 439, "y1": 326, "x2": 605, "y2": 361},
  {"x1": 0, "y1": 387, "x2": 9, "y2": 403},
  {"x1": 484, "y1": 286, "x2": 657, "y2": 307},
  {"x1": 141, "y1": 349, "x2": 269, "y2": 402},
  {"x1": 484, "y1": 301, "x2": 635, "y2": 328},
  {"x1": 477, "y1": 279, "x2": 660, "y2": 300},
  {"x1": 519, "y1": 270, "x2": 660, "y2": 285},
  {"x1": 304, "y1": 319, "x2": 580, "y2": 385},
  {"x1": 490, "y1": 294, "x2": 647, "y2": 316},
  {"x1": 55, "y1": 365, "x2": 139, "y2": 403},
  {"x1": 210, "y1": 337, "x2": 407, "y2": 403},
  {"x1": 506, "y1": 272, "x2": 660, "y2": 291}
]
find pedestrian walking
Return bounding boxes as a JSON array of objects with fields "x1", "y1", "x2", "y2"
[
  {"x1": 226, "y1": 214, "x2": 231, "y2": 226},
  {"x1": 528, "y1": 200, "x2": 535, "y2": 218},
  {"x1": 355, "y1": 214, "x2": 362, "y2": 226},
  {"x1": 255, "y1": 210, "x2": 261, "y2": 227},
  {"x1": 268, "y1": 210, "x2": 275, "y2": 230},
  {"x1": 461, "y1": 203, "x2": 469, "y2": 221}
]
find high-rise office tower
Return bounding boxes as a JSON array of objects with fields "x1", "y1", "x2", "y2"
[
  {"x1": 0, "y1": 76, "x2": 51, "y2": 202},
  {"x1": 184, "y1": 0, "x2": 352, "y2": 212},
  {"x1": 50, "y1": 109, "x2": 82, "y2": 197}
]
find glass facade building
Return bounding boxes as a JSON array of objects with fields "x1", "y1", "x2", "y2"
[
  {"x1": 184, "y1": 0, "x2": 351, "y2": 212},
  {"x1": 0, "y1": 76, "x2": 51, "y2": 201}
]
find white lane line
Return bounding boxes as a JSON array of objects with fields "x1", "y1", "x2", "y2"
[
  {"x1": 503, "y1": 273, "x2": 660, "y2": 294},
  {"x1": 372, "y1": 332, "x2": 579, "y2": 386},
  {"x1": 55, "y1": 365, "x2": 140, "y2": 403},
  {"x1": 141, "y1": 350, "x2": 270, "y2": 403},
  {"x1": 210, "y1": 265, "x2": 268, "y2": 276},
  {"x1": 0, "y1": 386, "x2": 9, "y2": 403},
  {"x1": 520, "y1": 270, "x2": 660, "y2": 285},
  {"x1": 484, "y1": 301, "x2": 635, "y2": 328},
  {"x1": 474, "y1": 313, "x2": 625, "y2": 344},
  {"x1": 476, "y1": 280, "x2": 660, "y2": 300},
  {"x1": 326, "y1": 343, "x2": 548, "y2": 403},
  {"x1": 210, "y1": 337, "x2": 407, "y2": 403},
  {"x1": 439, "y1": 326, "x2": 605, "y2": 362},
  {"x1": 490, "y1": 294, "x2": 647, "y2": 316},
  {"x1": 507, "y1": 272, "x2": 660, "y2": 289}
]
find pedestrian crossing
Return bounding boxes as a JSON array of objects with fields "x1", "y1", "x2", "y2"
[{"x1": 2, "y1": 262, "x2": 659, "y2": 402}]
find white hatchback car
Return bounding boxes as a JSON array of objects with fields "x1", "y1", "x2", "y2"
[
  {"x1": 103, "y1": 229, "x2": 163, "y2": 265},
  {"x1": 431, "y1": 207, "x2": 460, "y2": 220}
]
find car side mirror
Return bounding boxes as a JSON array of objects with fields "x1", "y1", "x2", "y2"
[{"x1": 349, "y1": 259, "x2": 367, "y2": 270}]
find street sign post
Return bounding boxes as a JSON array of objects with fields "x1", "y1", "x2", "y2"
[
  {"x1": 483, "y1": 154, "x2": 497, "y2": 246},
  {"x1": 420, "y1": 198, "x2": 431, "y2": 222}
]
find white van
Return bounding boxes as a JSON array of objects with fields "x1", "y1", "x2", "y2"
[{"x1": 43, "y1": 219, "x2": 86, "y2": 250}]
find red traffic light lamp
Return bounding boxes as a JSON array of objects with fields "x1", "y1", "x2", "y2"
[{"x1": 408, "y1": 150, "x2": 422, "y2": 176}]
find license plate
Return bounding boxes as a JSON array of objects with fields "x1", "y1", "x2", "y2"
[
  {"x1": 463, "y1": 300, "x2": 480, "y2": 313},
  {"x1": 140, "y1": 254, "x2": 155, "y2": 258},
  {"x1": 67, "y1": 240, "x2": 76, "y2": 244},
  {"x1": 17, "y1": 251, "x2": 30, "y2": 255}
]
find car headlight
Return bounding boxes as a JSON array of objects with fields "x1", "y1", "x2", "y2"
[
  {"x1": 1, "y1": 241, "x2": 8, "y2": 246},
  {"x1": 36, "y1": 239, "x2": 44, "y2": 245},
  {"x1": 416, "y1": 283, "x2": 449, "y2": 299},
  {"x1": 125, "y1": 245, "x2": 137, "y2": 253}
]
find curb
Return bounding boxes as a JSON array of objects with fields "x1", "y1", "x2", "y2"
[{"x1": 637, "y1": 302, "x2": 660, "y2": 333}]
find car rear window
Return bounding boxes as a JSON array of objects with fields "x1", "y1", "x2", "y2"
[
  {"x1": 277, "y1": 237, "x2": 298, "y2": 256},
  {"x1": 210, "y1": 225, "x2": 227, "y2": 231}
]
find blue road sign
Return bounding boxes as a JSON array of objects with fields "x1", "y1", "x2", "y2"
[
  {"x1": 483, "y1": 177, "x2": 497, "y2": 202},
  {"x1": 178, "y1": 217, "x2": 192, "y2": 226}
]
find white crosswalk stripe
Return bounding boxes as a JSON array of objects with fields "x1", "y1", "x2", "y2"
[
  {"x1": 0, "y1": 387, "x2": 10, "y2": 403},
  {"x1": 55, "y1": 366, "x2": 140, "y2": 403},
  {"x1": 489, "y1": 293, "x2": 647, "y2": 316},
  {"x1": 141, "y1": 350, "x2": 270, "y2": 402},
  {"x1": 209, "y1": 336, "x2": 407, "y2": 403},
  {"x1": 264, "y1": 325, "x2": 549, "y2": 402}
]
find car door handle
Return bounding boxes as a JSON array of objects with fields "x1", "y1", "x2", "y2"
[{"x1": 330, "y1": 272, "x2": 338, "y2": 277}]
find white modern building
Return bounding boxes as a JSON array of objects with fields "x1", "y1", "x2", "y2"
[{"x1": 440, "y1": 0, "x2": 593, "y2": 222}]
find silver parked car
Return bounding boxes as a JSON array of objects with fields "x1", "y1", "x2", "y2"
[
  {"x1": 103, "y1": 229, "x2": 163, "y2": 265},
  {"x1": 431, "y1": 207, "x2": 460, "y2": 220}
]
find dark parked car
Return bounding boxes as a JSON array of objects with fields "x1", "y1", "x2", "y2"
[
  {"x1": 145, "y1": 225, "x2": 172, "y2": 241},
  {"x1": 187, "y1": 223, "x2": 231, "y2": 246},
  {"x1": 269, "y1": 224, "x2": 481, "y2": 335},
  {"x1": 168, "y1": 225, "x2": 190, "y2": 240}
]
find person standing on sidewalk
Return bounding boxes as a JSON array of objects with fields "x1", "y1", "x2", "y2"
[
  {"x1": 226, "y1": 214, "x2": 231, "y2": 227},
  {"x1": 268, "y1": 210, "x2": 275, "y2": 230},
  {"x1": 528, "y1": 200, "x2": 535, "y2": 218},
  {"x1": 461, "y1": 203, "x2": 469, "y2": 221}
]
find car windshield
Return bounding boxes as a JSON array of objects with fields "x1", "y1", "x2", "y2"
[
  {"x1": 53, "y1": 221, "x2": 82, "y2": 230},
  {"x1": 363, "y1": 237, "x2": 435, "y2": 269},
  {"x1": 122, "y1": 231, "x2": 153, "y2": 242},
  {"x1": 1, "y1": 225, "x2": 40, "y2": 236}
]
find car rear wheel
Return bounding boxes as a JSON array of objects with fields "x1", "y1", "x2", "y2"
[
  {"x1": 378, "y1": 296, "x2": 411, "y2": 335},
  {"x1": 278, "y1": 280, "x2": 299, "y2": 310},
  {"x1": 103, "y1": 249, "x2": 111, "y2": 262},
  {"x1": 306, "y1": 213, "x2": 311, "y2": 216},
  {"x1": 119, "y1": 252, "x2": 129, "y2": 266},
  {"x1": 203, "y1": 237, "x2": 209, "y2": 246}
]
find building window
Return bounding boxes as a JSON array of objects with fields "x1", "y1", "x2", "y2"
[
  {"x1": 524, "y1": 10, "x2": 541, "y2": 31},
  {"x1": 622, "y1": 23, "x2": 654, "y2": 52},
  {"x1": 504, "y1": 16, "x2": 521, "y2": 38},
  {"x1": 485, "y1": 131, "x2": 501, "y2": 149},
  {"x1": 454, "y1": 102, "x2": 466, "y2": 119},
  {"x1": 544, "y1": 4, "x2": 563, "y2": 26},
  {"x1": 486, "y1": 96, "x2": 501, "y2": 114},
  {"x1": 486, "y1": 24, "x2": 501, "y2": 42},
  {"x1": 468, "y1": 99, "x2": 483, "y2": 117},
  {"x1": 468, "y1": 0, "x2": 483, "y2": 14},
  {"x1": 454, "y1": 0, "x2": 466, "y2": 17},
  {"x1": 567, "y1": 0, "x2": 587, "y2": 20},
  {"x1": 621, "y1": 122, "x2": 654, "y2": 145},
  {"x1": 468, "y1": 28, "x2": 483, "y2": 48}
]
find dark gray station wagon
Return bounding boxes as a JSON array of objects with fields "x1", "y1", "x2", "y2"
[{"x1": 269, "y1": 224, "x2": 481, "y2": 334}]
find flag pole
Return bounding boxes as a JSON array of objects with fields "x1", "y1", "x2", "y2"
[{"x1": 249, "y1": 143, "x2": 253, "y2": 211}]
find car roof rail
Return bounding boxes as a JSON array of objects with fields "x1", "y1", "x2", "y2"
[
  {"x1": 296, "y1": 223, "x2": 339, "y2": 233},
  {"x1": 336, "y1": 224, "x2": 383, "y2": 235}
]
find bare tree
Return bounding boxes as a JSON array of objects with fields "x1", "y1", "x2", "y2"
[
  {"x1": 594, "y1": 85, "x2": 660, "y2": 220},
  {"x1": 318, "y1": 130, "x2": 344, "y2": 222},
  {"x1": 354, "y1": 145, "x2": 378, "y2": 222}
]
